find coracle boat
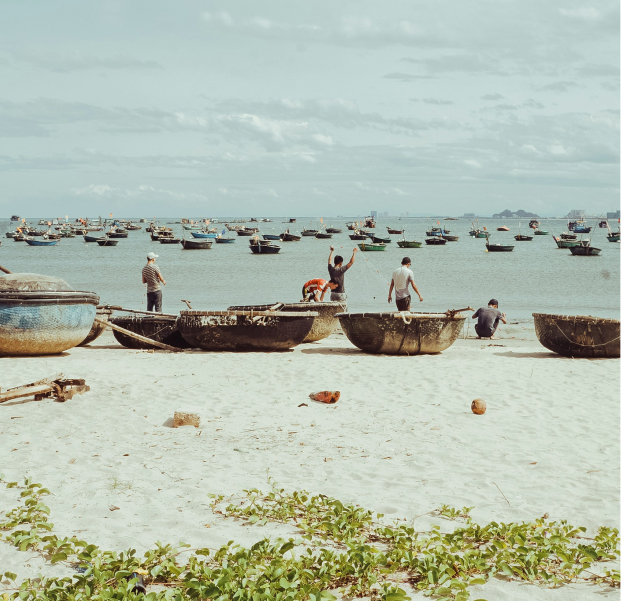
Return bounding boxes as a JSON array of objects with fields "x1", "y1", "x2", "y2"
[
  {"x1": 315, "y1": 232, "x2": 333, "y2": 239},
  {"x1": 281, "y1": 232, "x2": 301, "y2": 242},
  {"x1": 26, "y1": 237, "x2": 58, "y2": 246},
  {"x1": 110, "y1": 315, "x2": 190, "y2": 349},
  {"x1": 533, "y1": 313, "x2": 620, "y2": 358},
  {"x1": 237, "y1": 229, "x2": 255, "y2": 236},
  {"x1": 79, "y1": 306, "x2": 113, "y2": 346},
  {"x1": 159, "y1": 237, "x2": 181, "y2": 244},
  {"x1": 108, "y1": 230, "x2": 128, "y2": 238},
  {"x1": 215, "y1": 237, "x2": 235, "y2": 243},
  {"x1": 181, "y1": 238, "x2": 212, "y2": 249},
  {"x1": 485, "y1": 235, "x2": 514, "y2": 252},
  {"x1": 177, "y1": 309, "x2": 318, "y2": 351},
  {"x1": 97, "y1": 238, "x2": 118, "y2": 246},
  {"x1": 569, "y1": 241, "x2": 600, "y2": 256},
  {"x1": 387, "y1": 227, "x2": 404, "y2": 234},
  {"x1": 228, "y1": 301, "x2": 346, "y2": 343},
  {"x1": 514, "y1": 234, "x2": 533, "y2": 242},
  {"x1": 250, "y1": 239, "x2": 281, "y2": 254},
  {"x1": 0, "y1": 273, "x2": 99, "y2": 356},
  {"x1": 326, "y1": 227, "x2": 342, "y2": 234},
  {"x1": 553, "y1": 236, "x2": 579, "y2": 248},
  {"x1": 336, "y1": 310, "x2": 467, "y2": 355},
  {"x1": 370, "y1": 234, "x2": 391, "y2": 244},
  {"x1": 425, "y1": 237, "x2": 447, "y2": 245},
  {"x1": 397, "y1": 239, "x2": 422, "y2": 248}
]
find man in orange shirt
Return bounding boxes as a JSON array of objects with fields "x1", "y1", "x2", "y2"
[{"x1": 302, "y1": 278, "x2": 338, "y2": 302}]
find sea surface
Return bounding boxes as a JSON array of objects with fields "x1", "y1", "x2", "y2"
[{"x1": 1, "y1": 218, "x2": 619, "y2": 321}]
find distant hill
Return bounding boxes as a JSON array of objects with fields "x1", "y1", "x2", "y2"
[{"x1": 492, "y1": 209, "x2": 540, "y2": 218}]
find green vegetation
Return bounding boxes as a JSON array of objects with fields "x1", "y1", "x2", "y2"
[{"x1": 0, "y1": 477, "x2": 618, "y2": 600}]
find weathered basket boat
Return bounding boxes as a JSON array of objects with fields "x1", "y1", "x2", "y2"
[
  {"x1": 336, "y1": 311, "x2": 466, "y2": 355},
  {"x1": 97, "y1": 238, "x2": 118, "y2": 246},
  {"x1": 358, "y1": 242, "x2": 386, "y2": 251},
  {"x1": 181, "y1": 238, "x2": 212, "y2": 249},
  {"x1": 250, "y1": 239, "x2": 281, "y2": 254},
  {"x1": 397, "y1": 240, "x2": 422, "y2": 248},
  {"x1": 228, "y1": 301, "x2": 346, "y2": 343},
  {"x1": 178, "y1": 310, "x2": 318, "y2": 351},
  {"x1": 533, "y1": 313, "x2": 620, "y2": 358},
  {"x1": 79, "y1": 305, "x2": 113, "y2": 345},
  {"x1": 425, "y1": 237, "x2": 447, "y2": 245},
  {"x1": 569, "y1": 243, "x2": 601, "y2": 256},
  {"x1": 514, "y1": 234, "x2": 533, "y2": 241},
  {"x1": 110, "y1": 315, "x2": 190, "y2": 349},
  {"x1": 84, "y1": 234, "x2": 103, "y2": 242},
  {"x1": 315, "y1": 232, "x2": 333, "y2": 239},
  {"x1": 280, "y1": 232, "x2": 301, "y2": 241},
  {"x1": 0, "y1": 273, "x2": 99, "y2": 356},
  {"x1": 326, "y1": 227, "x2": 342, "y2": 234}
]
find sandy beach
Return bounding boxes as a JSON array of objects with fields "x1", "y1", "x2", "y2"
[{"x1": 1, "y1": 327, "x2": 618, "y2": 599}]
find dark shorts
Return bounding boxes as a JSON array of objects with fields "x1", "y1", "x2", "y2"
[
  {"x1": 147, "y1": 290, "x2": 162, "y2": 312},
  {"x1": 475, "y1": 323, "x2": 496, "y2": 338},
  {"x1": 396, "y1": 296, "x2": 411, "y2": 311}
]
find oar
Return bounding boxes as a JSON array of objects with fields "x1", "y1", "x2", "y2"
[
  {"x1": 96, "y1": 319, "x2": 183, "y2": 352},
  {"x1": 0, "y1": 265, "x2": 12, "y2": 275}
]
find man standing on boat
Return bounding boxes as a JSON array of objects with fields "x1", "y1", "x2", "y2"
[
  {"x1": 142, "y1": 252, "x2": 166, "y2": 312},
  {"x1": 328, "y1": 246, "x2": 358, "y2": 304},
  {"x1": 472, "y1": 299, "x2": 506, "y2": 339},
  {"x1": 388, "y1": 257, "x2": 423, "y2": 311}
]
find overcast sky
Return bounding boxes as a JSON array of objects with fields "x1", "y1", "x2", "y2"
[{"x1": 0, "y1": 0, "x2": 618, "y2": 217}]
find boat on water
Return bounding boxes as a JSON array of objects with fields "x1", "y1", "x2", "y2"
[
  {"x1": 560, "y1": 232, "x2": 578, "y2": 240},
  {"x1": 111, "y1": 315, "x2": 190, "y2": 349},
  {"x1": 569, "y1": 241, "x2": 601, "y2": 256},
  {"x1": 497, "y1": 226, "x2": 510, "y2": 231},
  {"x1": 177, "y1": 309, "x2": 318, "y2": 351},
  {"x1": 315, "y1": 232, "x2": 333, "y2": 239},
  {"x1": 349, "y1": 231, "x2": 368, "y2": 240},
  {"x1": 514, "y1": 234, "x2": 534, "y2": 241},
  {"x1": 529, "y1": 220, "x2": 540, "y2": 229},
  {"x1": 0, "y1": 273, "x2": 99, "y2": 356},
  {"x1": 10, "y1": 215, "x2": 19, "y2": 221},
  {"x1": 215, "y1": 237, "x2": 235, "y2": 243},
  {"x1": 369, "y1": 234, "x2": 391, "y2": 243},
  {"x1": 84, "y1": 234, "x2": 104, "y2": 243},
  {"x1": 336, "y1": 310, "x2": 467, "y2": 355},
  {"x1": 5, "y1": 231, "x2": 17, "y2": 238},
  {"x1": 573, "y1": 224, "x2": 592, "y2": 234},
  {"x1": 13, "y1": 234, "x2": 26, "y2": 242},
  {"x1": 599, "y1": 220, "x2": 609, "y2": 228},
  {"x1": 607, "y1": 231, "x2": 620, "y2": 242},
  {"x1": 387, "y1": 227, "x2": 404, "y2": 234},
  {"x1": 191, "y1": 231, "x2": 217, "y2": 238},
  {"x1": 425, "y1": 237, "x2": 447, "y2": 245},
  {"x1": 126, "y1": 224, "x2": 142, "y2": 231},
  {"x1": 301, "y1": 228, "x2": 318, "y2": 236},
  {"x1": 262, "y1": 234, "x2": 282, "y2": 240},
  {"x1": 228, "y1": 301, "x2": 346, "y2": 343},
  {"x1": 26, "y1": 237, "x2": 58, "y2": 246},
  {"x1": 237, "y1": 229, "x2": 255, "y2": 236},
  {"x1": 552, "y1": 236, "x2": 579, "y2": 249},
  {"x1": 326, "y1": 227, "x2": 342, "y2": 234},
  {"x1": 250, "y1": 238, "x2": 281, "y2": 254},
  {"x1": 357, "y1": 241, "x2": 386, "y2": 251},
  {"x1": 533, "y1": 229, "x2": 549, "y2": 235},
  {"x1": 533, "y1": 313, "x2": 619, "y2": 358},
  {"x1": 181, "y1": 238, "x2": 212, "y2": 249},
  {"x1": 397, "y1": 239, "x2": 422, "y2": 248},
  {"x1": 97, "y1": 238, "x2": 119, "y2": 246},
  {"x1": 159, "y1": 237, "x2": 181, "y2": 244},
  {"x1": 281, "y1": 232, "x2": 301, "y2": 242},
  {"x1": 485, "y1": 234, "x2": 514, "y2": 252},
  {"x1": 426, "y1": 226, "x2": 446, "y2": 237},
  {"x1": 363, "y1": 217, "x2": 376, "y2": 229},
  {"x1": 442, "y1": 234, "x2": 459, "y2": 242}
]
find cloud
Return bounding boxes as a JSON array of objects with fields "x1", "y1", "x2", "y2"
[
  {"x1": 481, "y1": 94, "x2": 504, "y2": 100},
  {"x1": 382, "y1": 72, "x2": 432, "y2": 82},
  {"x1": 72, "y1": 183, "x2": 207, "y2": 202},
  {"x1": 401, "y1": 53, "x2": 508, "y2": 75},
  {"x1": 575, "y1": 63, "x2": 619, "y2": 77},
  {"x1": 537, "y1": 81, "x2": 580, "y2": 93},
  {"x1": 10, "y1": 51, "x2": 162, "y2": 72},
  {"x1": 559, "y1": 7, "x2": 601, "y2": 20}
]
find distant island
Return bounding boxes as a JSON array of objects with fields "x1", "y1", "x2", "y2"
[{"x1": 492, "y1": 209, "x2": 540, "y2": 219}]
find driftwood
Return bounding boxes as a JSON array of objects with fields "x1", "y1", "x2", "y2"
[
  {"x1": 96, "y1": 318, "x2": 183, "y2": 352},
  {"x1": 0, "y1": 373, "x2": 89, "y2": 404}
]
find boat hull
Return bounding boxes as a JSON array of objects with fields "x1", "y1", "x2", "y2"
[
  {"x1": 191, "y1": 232, "x2": 217, "y2": 238},
  {"x1": 178, "y1": 310, "x2": 316, "y2": 351},
  {"x1": 110, "y1": 316, "x2": 190, "y2": 349},
  {"x1": 569, "y1": 246, "x2": 601, "y2": 256},
  {"x1": 337, "y1": 311, "x2": 466, "y2": 355},
  {"x1": 0, "y1": 292, "x2": 98, "y2": 356},
  {"x1": 181, "y1": 239, "x2": 212, "y2": 249},
  {"x1": 228, "y1": 302, "x2": 346, "y2": 343},
  {"x1": 97, "y1": 239, "x2": 118, "y2": 246},
  {"x1": 514, "y1": 235, "x2": 533, "y2": 241},
  {"x1": 358, "y1": 242, "x2": 386, "y2": 251},
  {"x1": 533, "y1": 313, "x2": 620, "y2": 358},
  {"x1": 281, "y1": 233, "x2": 301, "y2": 241},
  {"x1": 215, "y1": 238, "x2": 235, "y2": 243},
  {"x1": 397, "y1": 240, "x2": 422, "y2": 248},
  {"x1": 26, "y1": 239, "x2": 58, "y2": 246},
  {"x1": 79, "y1": 306, "x2": 113, "y2": 346}
]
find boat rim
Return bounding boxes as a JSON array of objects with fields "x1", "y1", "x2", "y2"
[
  {"x1": 180, "y1": 309, "x2": 319, "y2": 318},
  {"x1": 336, "y1": 311, "x2": 466, "y2": 319}
]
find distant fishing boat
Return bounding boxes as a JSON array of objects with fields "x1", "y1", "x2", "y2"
[
  {"x1": 497, "y1": 225, "x2": 510, "y2": 231},
  {"x1": 598, "y1": 220, "x2": 608, "y2": 228},
  {"x1": 84, "y1": 234, "x2": 104, "y2": 243},
  {"x1": 25, "y1": 237, "x2": 58, "y2": 246},
  {"x1": 250, "y1": 239, "x2": 281, "y2": 254},
  {"x1": 159, "y1": 237, "x2": 181, "y2": 244},
  {"x1": 573, "y1": 224, "x2": 591, "y2": 234},
  {"x1": 349, "y1": 231, "x2": 368, "y2": 240},
  {"x1": 442, "y1": 234, "x2": 459, "y2": 242},
  {"x1": 485, "y1": 234, "x2": 514, "y2": 252},
  {"x1": 560, "y1": 232, "x2": 578, "y2": 240},
  {"x1": 191, "y1": 231, "x2": 217, "y2": 238},
  {"x1": 357, "y1": 242, "x2": 386, "y2": 251},
  {"x1": 315, "y1": 232, "x2": 333, "y2": 239},
  {"x1": 237, "y1": 229, "x2": 255, "y2": 236},
  {"x1": 301, "y1": 228, "x2": 318, "y2": 236},
  {"x1": 370, "y1": 234, "x2": 391, "y2": 243},
  {"x1": 262, "y1": 234, "x2": 282, "y2": 240},
  {"x1": 96, "y1": 238, "x2": 118, "y2": 246},
  {"x1": 425, "y1": 237, "x2": 447, "y2": 245},
  {"x1": 281, "y1": 232, "x2": 301, "y2": 241},
  {"x1": 181, "y1": 238, "x2": 212, "y2": 249},
  {"x1": 533, "y1": 228, "x2": 549, "y2": 235},
  {"x1": 397, "y1": 239, "x2": 422, "y2": 248},
  {"x1": 10, "y1": 215, "x2": 20, "y2": 221},
  {"x1": 569, "y1": 241, "x2": 601, "y2": 256},
  {"x1": 552, "y1": 236, "x2": 579, "y2": 248},
  {"x1": 325, "y1": 227, "x2": 342, "y2": 234},
  {"x1": 514, "y1": 234, "x2": 533, "y2": 241},
  {"x1": 607, "y1": 231, "x2": 620, "y2": 243},
  {"x1": 387, "y1": 227, "x2": 404, "y2": 234},
  {"x1": 215, "y1": 237, "x2": 235, "y2": 243}
]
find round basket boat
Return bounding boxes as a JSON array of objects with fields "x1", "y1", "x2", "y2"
[
  {"x1": 110, "y1": 315, "x2": 190, "y2": 349},
  {"x1": 533, "y1": 313, "x2": 620, "y2": 358},
  {"x1": 178, "y1": 310, "x2": 318, "y2": 352},
  {"x1": 78, "y1": 305, "x2": 113, "y2": 346},
  {"x1": 336, "y1": 311, "x2": 466, "y2": 355},
  {"x1": 227, "y1": 302, "x2": 345, "y2": 343},
  {"x1": 0, "y1": 273, "x2": 99, "y2": 356}
]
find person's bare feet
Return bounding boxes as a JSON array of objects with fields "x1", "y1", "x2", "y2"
[{"x1": 476, "y1": 336, "x2": 482, "y2": 339}]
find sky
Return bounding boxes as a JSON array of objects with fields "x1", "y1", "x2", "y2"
[{"x1": 0, "y1": 0, "x2": 619, "y2": 217}]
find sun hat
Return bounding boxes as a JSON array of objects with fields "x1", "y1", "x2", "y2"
[{"x1": 147, "y1": 252, "x2": 158, "y2": 260}]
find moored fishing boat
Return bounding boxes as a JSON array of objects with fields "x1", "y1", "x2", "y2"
[
  {"x1": 569, "y1": 241, "x2": 601, "y2": 256},
  {"x1": 336, "y1": 310, "x2": 468, "y2": 355},
  {"x1": 262, "y1": 234, "x2": 281, "y2": 240},
  {"x1": 533, "y1": 313, "x2": 619, "y2": 358},
  {"x1": 369, "y1": 234, "x2": 391, "y2": 243},
  {"x1": 349, "y1": 230, "x2": 368, "y2": 240},
  {"x1": 181, "y1": 238, "x2": 212, "y2": 249},
  {"x1": 250, "y1": 238, "x2": 281, "y2": 254},
  {"x1": 497, "y1": 225, "x2": 510, "y2": 231},
  {"x1": 485, "y1": 234, "x2": 514, "y2": 252},
  {"x1": 533, "y1": 229, "x2": 549, "y2": 235},
  {"x1": 237, "y1": 228, "x2": 255, "y2": 236},
  {"x1": 607, "y1": 231, "x2": 620, "y2": 242},
  {"x1": 514, "y1": 234, "x2": 533, "y2": 241},
  {"x1": 358, "y1": 241, "x2": 386, "y2": 251},
  {"x1": 159, "y1": 237, "x2": 181, "y2": 244},
  {"x1": 397, "y1": 239, "x2": 422, "y2": 248},
  {"x1": 442, "y1": 234, "x2": 459, "y2": 242},
  {"x1": 301, "y1": 228, "x2": 318, "y2": 236},
  {"x1": 84, "y1": 234, "x2": 104, "y2": 243},
  {"x1": 177, "y1": 309, "x2": 318, "y2": 351},
  {"x1": 387, "y1": 227, "x2": 404, "y2": 234},
  {"x1": 315, "y1": 232, "x2": 333, "y2": 239},
  {"x1": 560, "y1": 232, "x2": 578, "y2": 240},
  {"x1": 79, "y1": 306, "x2": 113, "y2": 346},
  {"x1": 0, "y1": 273, "x2": 99, "y2": 356},
  {"x1": 97, "y1": 238, "x2": 119, "y2": 246},
  {"x1": 228, "y1": 301, "x2": 346, "y2": 343},
  {"x1": 26, "y1": 237, "x2": 58, "y2": 246},
  {"x1": 425, "y1": 237, "x2": 447, "y2": 245},
  {"x1": 280, "y1": 232, "x2": 301, "y2": 241},
  {"x1": 215, "y1": 237, "x2": 235, "y2": 243},
  {"x1": 325, "y1": 227, "x2": 342, "y2": 234},
  {"x1": 191, "y1": 231, "x2": 217, "y2": 238},
  {"x1": 111, "y1": 315, "x2": 190, "y2": 349},
  {"x1": 552, "y1": 236, "x2": 579, "y2": 248}
]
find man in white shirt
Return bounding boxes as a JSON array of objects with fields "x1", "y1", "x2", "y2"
[{"x1": 388, "y1": 257, "x2": 423, "y2": 311}]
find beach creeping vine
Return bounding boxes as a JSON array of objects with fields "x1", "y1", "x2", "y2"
[{"x1": 0, "y1": 477, "x2": 619, "y2": 601}]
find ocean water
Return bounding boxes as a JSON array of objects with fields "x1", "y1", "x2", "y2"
[{"x1": 1, "y1": 218, "x2": 619, "y2": 321}]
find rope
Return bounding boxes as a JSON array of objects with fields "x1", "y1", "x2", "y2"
[{"x1": 552, "y1": 321, "x2": 620, "y2": 347}]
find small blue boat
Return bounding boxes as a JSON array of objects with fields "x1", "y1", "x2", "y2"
[
  {"x1": 215, "y1": 237, "x2": 235, "y2": 243},
  {"x1": 26, "y1": 238, "x2": 58, "y2": 246},
  {"x1": 573, "y1": 225, "x2": 592, "y2": 234},
  {"x1": 191, "y1": 231, "x2": 217, "y2": 239},
  {"x1": 263, "y1": 234, "x2": 281, "y2": 240}
]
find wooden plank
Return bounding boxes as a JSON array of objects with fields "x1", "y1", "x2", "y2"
[
  {"x1": 96, "y1": 319, "x2": 183, "y2": 352},
  {"x1": 0, "y1": 384, "x2": 54, "y2": 404}
]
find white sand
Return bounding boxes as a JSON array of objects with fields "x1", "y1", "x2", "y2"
[{"x1": 1, "y1": 329, "x2": 619, "y2": 599}]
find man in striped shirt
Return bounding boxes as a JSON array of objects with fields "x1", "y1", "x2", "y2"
[{"x1": 142, "y1": 252, "x2": 166, "y2": 312}]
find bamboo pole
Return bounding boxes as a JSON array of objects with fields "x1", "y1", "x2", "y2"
[
  {"x1": 95, "y1": 319, "x2": 183, "y2": 352},
  {"x1": 104, "y1": 305, "x2": 177, "y2": 318},
  {"x1": 0, "y1": 265, "x2": 12, "y2": 274}
]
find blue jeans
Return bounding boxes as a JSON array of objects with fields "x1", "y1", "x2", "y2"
[{"x1": 147, "y1": 290, "x2": 162, "y2": 312}]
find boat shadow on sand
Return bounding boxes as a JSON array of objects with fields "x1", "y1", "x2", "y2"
[
  {"x1": 492, "y1": 350, "x2": 614, "y2": 360},
  {"x1": 300, "y1": 346, "x2": 362, "y2": 356}
]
